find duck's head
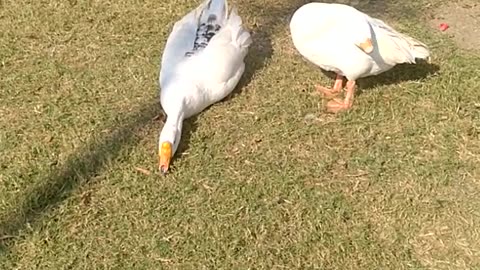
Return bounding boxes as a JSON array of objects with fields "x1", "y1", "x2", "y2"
[{"x1": 158, "y1": 122, "x2": 182, "y2": 174}]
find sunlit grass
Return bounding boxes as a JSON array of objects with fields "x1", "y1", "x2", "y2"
[{"x1": 1, "y1": 0, "x2": 479, "y2": 269}]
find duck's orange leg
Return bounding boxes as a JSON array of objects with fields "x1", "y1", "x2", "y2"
[
  {"x1": 316, "y1": 74, "x2": 344, "y2": 99},
  {"x1": 326, "y1": 80, "x2": 356, "y2": 113}
]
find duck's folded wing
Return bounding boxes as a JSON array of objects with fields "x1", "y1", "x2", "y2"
[
  {"x1": 369, "y1": 18, "x2": 430, "y2": 65},
  {"x1": 160, "y1": 3, "x2": 209, "y2": 84}
]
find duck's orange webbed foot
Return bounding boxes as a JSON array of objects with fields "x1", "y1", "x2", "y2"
[
  {"x1": 326, "y1": 80, "x2": 356, "y2": 113},
  {"x1": 326, "y1": 98, "x2": 352, "y2": 113},
  {"x1": 316, "y1": 74, "x2": 344, "y2": 99}
]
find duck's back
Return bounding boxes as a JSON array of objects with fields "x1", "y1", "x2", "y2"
[{"x1": 290, "y1": 3, "x2": 375, "y2": 79}]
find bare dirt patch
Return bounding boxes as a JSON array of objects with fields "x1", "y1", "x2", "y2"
[{"x1": 429, "y1": 0, "x2": 480, "y2": 51}]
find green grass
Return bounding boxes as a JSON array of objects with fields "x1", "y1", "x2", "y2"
[{"x1": 1, "y1": 0, "x2": 480, "y2": 269}]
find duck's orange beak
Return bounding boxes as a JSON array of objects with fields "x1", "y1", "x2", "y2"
[
  {"x1": 358, "y1": 38, "x2": 373, "y2": 54},
  {"x1": 159, "y1": 142, "x2": 172, "y2": 174}
]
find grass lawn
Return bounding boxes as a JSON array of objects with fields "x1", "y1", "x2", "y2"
[{"x1": 1, "y1": 0, "x2": 480, "y2": 269}]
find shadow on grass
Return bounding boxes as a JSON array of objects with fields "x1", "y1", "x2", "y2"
[
  {"x1": 322, "y1": 0, "x2": 423, "y2": 19},
  {"x1": 169, "y1": 114, "x2": 200, "y2": 168},
  {"x1": 0, "y1": 102, "x2": 160, "y2": 254},
  {"x1": 319, "y1": 62, "x2": 440, "y2": 93},
  {"x1": 359, "y1": 62, "x2": 440, "y2": 90},
  {"x1": 223, "y1": 3, "x2": 277, "y2": 100}
]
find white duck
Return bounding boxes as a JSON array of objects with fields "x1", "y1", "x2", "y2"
[
  {"x1": 158, "y1": 0, "x2": 251, "y2": 173},
  {"x1": 289, "y1": 3, "x2": 430, "y2": 113}
]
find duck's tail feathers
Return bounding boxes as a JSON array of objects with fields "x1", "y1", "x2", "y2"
[
  {"x1": 227, "y1": 8, "x2": 252, "y2": 49},
  {"x1": 410, "y1": 42, "x2": 431, "y2": 63},
  {"x1": 200, "y1": 0, "x2": 228, "y2": 25}
]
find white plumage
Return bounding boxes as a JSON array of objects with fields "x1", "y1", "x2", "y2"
[{"x1": 158, "y1": 0, "x2": 251, "y2": 173}]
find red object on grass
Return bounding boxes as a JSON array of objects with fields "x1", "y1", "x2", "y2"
[{"x1": 439, "y1": 23, "x2": 449, "y2": 31}]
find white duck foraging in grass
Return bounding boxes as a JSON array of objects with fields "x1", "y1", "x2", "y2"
[
  {"x1": 157, "y1": 0, "x2": 251, "y2": 173},
  {"x1": 289, "y1": 3, "x2": 431, "y2": 113}
]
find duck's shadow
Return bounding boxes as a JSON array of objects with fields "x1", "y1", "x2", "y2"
[
  {"x1": 320, "y1": 61, "x2": 440, "y2": 95},
  {"x1": 221, "y1": 14, "x2": 275, "y2": 100},
  {"x1": 173, "y1": 114, "x2": 199, "y2": 164},
  {"x1": 222, "y1": 0, "x2": 311, "y2": 101}
]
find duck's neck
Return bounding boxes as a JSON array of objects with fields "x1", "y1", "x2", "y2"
[
  {"x1": 165, "y1": 107, "x2": 185, "y2": 137},
  {"x1": 159, "y1": 101, "x2": 185, "y2": 154}
]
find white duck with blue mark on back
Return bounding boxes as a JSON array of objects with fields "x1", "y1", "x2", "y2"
[
  {"x1": 289, "y1": 3, "x2": 431, "y2": 113},
  {"x1": 158, "y1": 0, "x2": 251, "y2": 173}
]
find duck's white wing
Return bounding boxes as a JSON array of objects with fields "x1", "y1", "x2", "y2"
[
  {"x1": 159, "y1": 2, "x2": 208, "y2": 87},
  {"x1": 368, "y1": 17, "x2": 430, "y2": 66}
]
